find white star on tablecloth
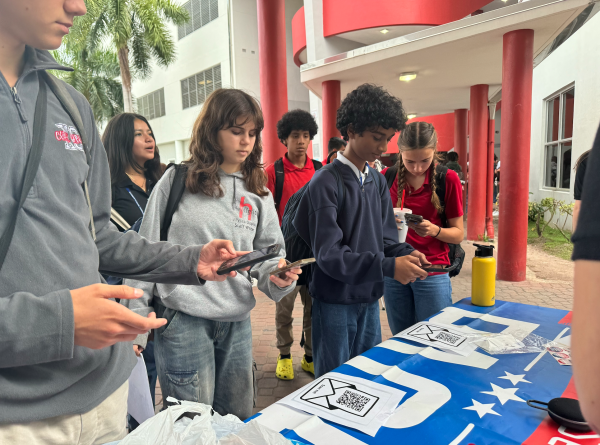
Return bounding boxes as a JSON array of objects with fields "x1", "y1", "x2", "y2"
[
  {"x1": 498, "y1": 372, "x2": 531, "y2": 386},
  {"x1": 463, "y1": 399, "x2": 501, "y2": 418},
  {"x1": 482, "y1": 383, "x2": 525, "y2": 405}
]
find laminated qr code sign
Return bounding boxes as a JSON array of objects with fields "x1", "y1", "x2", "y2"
[
  {"x1": 395, "y1": 321, "x2": 478, "y2": 356},
  {"x1": 278, "y1": 372, "x2": 406, "y2": 436}
]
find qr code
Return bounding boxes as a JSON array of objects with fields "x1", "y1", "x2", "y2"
[
  {"x1": 435, "y1": 331, "x2": 462, "y2": 344},
  {"x1": 335, "y1": 390, "x2": 370, "y2": 413}
]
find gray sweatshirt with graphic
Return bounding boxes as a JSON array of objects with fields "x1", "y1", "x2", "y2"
[
  {"x1": 0, "y1": 48, "x2": 205, "y2": 424},
  {"x1": 123, "y1": 168, "x2": 295, "y2": 347}
]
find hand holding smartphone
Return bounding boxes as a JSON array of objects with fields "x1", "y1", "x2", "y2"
[
  {"x1": 270, "y1": 258, "x2": 316, "y2": 279},
  {"x1": 216, "y1": 244, "x2": 281, "y2": 275}
]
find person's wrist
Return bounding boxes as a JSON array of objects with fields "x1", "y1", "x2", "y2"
[{"x1": 433, "y1": 225, "x2": 442, "y2": 238}]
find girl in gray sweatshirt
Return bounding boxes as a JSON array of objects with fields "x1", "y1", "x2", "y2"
[{"x1": 123, "y1": 89, "x2": 299, "y2": 420}]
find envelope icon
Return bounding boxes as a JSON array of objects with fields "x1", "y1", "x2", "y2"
[{"x1": 300, "y1": 378, "x2": 379, "y2": 417}]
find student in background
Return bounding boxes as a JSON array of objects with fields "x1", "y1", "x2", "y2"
[
  {"x1": 104, "y1": 113, "x2": 163, "y2": 229},
  {"x1": 572, "y1": 124, "x2": 600, "y2": 432},
  {"x1": 572, "y1": 149, "x2": 590, "y2": 231},
  {"x1": 102, "y1": 113, "x2": 164, "y2": 423},
  {"x1": 327, "y1": 136, "x2": 347, "y2": 163},
  {"x1": 293, "y1": 84, "x2": 429, "y2": 378},
  {"x1": 445, "y1": 151, "x2": 463, "y2": 180},
  {"x1": 265, "y1": 109, "x2": 320, "y2": 379},
  {"x1": 382, "y1": 122, "x2": 464, "y2": 335},
  {"x1": 124, "y1": 89, "x2": 300, "y2": 420}
]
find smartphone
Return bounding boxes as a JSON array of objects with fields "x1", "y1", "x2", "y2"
[
  {"x1": 269, "y1": 258, "x2": 316, "y2": 278},
  {"x1": 404, "y1": 213, "x2": 424, "y2": 224},
  {"x1": 422, "y1": 264, "x2": 456, "y2": 274},
  {"x1": 217, "y1": 244, "x2": 281, "y2": 275}
]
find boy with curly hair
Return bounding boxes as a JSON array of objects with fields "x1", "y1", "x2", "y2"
[
  {"x1": 266, "y1": 109, "x2": 321, "y2": 379},
  {"x1": 293, "y1": 84, "x2": 430, "y2": 377}
]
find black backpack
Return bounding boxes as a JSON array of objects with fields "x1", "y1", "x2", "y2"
[
  {"x1": 384, "y1": 165, "x2": 465, "y2": 278},
  {"x1": 281, "y1": 163, "x2": 345, "y2": 286},
  {"x1": 274, "y1": 157, "x2": 323, "y2": 212}
]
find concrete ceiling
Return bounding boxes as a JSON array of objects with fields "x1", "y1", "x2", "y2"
[
  {"x1": 300, "y1": 0, "x2": 589, "y2": 118},
  {"x1": 336, "y1": 25, "x2": 433, "y2": 46}
]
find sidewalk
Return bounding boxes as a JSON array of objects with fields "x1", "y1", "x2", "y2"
[{"x1": 250, "y1": 239, "x2": 574, "y2": 414}]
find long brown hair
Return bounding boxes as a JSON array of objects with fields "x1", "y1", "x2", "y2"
[
  {"x1": 185, "y1": 89, "x2": 267, "y2": 197},
  {"x1": 396, "y1": 121, "x2": 443, "y2": 213}
]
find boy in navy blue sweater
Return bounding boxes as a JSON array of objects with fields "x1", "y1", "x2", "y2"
[{"x1": 294, "y1": 84, "x2": 430, "y2": 377}]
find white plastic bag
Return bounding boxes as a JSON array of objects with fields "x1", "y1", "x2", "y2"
[{"x1": 119, "y1": 399, "x2": 291, "y2": 445}]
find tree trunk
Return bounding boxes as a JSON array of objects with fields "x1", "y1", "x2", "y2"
[{"x1": 118, "y1": 45, "x2": 134, "y2": 112}]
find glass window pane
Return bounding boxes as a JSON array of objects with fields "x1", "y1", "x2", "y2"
[
  {"x1": 560, "y1": 141, "x2": 572, "y2": 189},
  {"x1": 148, "y1": 94, "x2": 155, "y2": 119},
  {"x1": 189, "y1": 75, "x2": 197, "y2": 107},
  {"x1": 210, "y1": 0, "x2": 218, "y2": 21},
  {"x1": 184, "y1": 1, "x2": 193, "y2": 36},
  {"x1": 201, "y1": 0, "x2": 210, "y2": 26},
  {"x1": 197, "y1": 72, "x2": 206, "y2": 104},
  {"x1": 562, "y1": 88, "x2": 575, "y2": 140},
  {"x1": 213, "y1": 64, "x2": 222, "y2": 89},
  {"x1": 205, "y1": 68, "x2": 214, "y2": 97},
  {"x1": 546, "y1": 96, "x2": 560, "y2": 142},
  {"x1": 159, "y1": 88, "x2": 165, "y2": 117},
  {"x1": 544, "y1": 144, "x2": 558, "y2": 188},
  {"x1": 192, "y1": 0, "x2": 201, "y2": 32}
]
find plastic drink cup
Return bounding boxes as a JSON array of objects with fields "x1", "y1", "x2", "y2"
[{"x1": 393, "y1": 208, "x2": 412, "y2": 243}]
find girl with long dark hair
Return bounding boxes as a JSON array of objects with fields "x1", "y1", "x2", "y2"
[
  {"x1": 382, "y1": 122, "x2": 464, "y2": 334},
  {"x1": 123, "y1": 89, "x2": 300, "y2": 419},
  {"x1": 103, "y1": 113, "x2": 163, "y2": 229}
]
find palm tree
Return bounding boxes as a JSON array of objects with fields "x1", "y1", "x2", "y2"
[
  {"x1": 68, "y1": 0, "x2": 189, "y2": 112},
  {"x1": 52, "y1": 47, "x2": 124, "y2": 124}
]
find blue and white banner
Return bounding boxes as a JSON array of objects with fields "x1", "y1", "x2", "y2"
[{"x1": 252, "y1": 299, "x2": 595, "y2": 445}]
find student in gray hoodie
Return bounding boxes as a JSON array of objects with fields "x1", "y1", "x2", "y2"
[
  {"x1": 124, "y1": 88, "x2": 300, "y2": 420},
  {"x1": 0, "y1": 2, "x2": 248, "y2": 443}
]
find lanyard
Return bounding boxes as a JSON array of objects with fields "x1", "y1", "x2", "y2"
[{"x1": 125, "y1": 187, "x2": 145, "y2": 216}]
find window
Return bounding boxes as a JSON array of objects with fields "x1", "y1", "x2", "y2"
[
  {"x1": 181, "y1": 64, "x2": 222, "y2": 109},
  {"x1": 137, "y1": 88, "x2": 165, "y2": 120},
  {"x1": 178, "y1": 0, "x2": 219, "y2": 40},
  {"x1": 543, "y1": 86, "x2": 574, "y2": 190}
]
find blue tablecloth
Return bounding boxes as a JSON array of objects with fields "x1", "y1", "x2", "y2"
[{"x1": 250, "y1": 298, "x2": 586, "y2": 445}]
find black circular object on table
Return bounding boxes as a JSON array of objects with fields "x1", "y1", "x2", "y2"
[{"x1": 527, "y1": 398, "x2": 591, "y2": 432}]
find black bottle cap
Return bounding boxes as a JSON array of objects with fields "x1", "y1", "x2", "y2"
[{"x1": 473, "y1": 243, "x2": 495, "y2": 258}]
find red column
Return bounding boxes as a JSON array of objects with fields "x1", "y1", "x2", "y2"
[
  {"x1": 257, "y1": 0, "x2": 288, "y2": 165},
  {"x1": 322, "y1": 80, "x2": 341, "y2": 159},
  {"x1": 454, "y1": 109, "x2": 468, "y2": 213},
  {"x1": 497, "y1": 29, "x2": 534, "y2": 282},
  {"x1": 486, "y1": 104, "x2": 496, "y2": 240},
  {"x1": 467, "y1": 84, "x2": 489, "y2": 241}
]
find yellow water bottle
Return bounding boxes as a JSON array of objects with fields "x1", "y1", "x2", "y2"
[{"x1": 472, "y1": 243, "x2": 496, "y2": 307}]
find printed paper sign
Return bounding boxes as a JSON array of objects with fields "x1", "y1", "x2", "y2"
[
  {"x1": 277, "y1": 372, "x2": 406, "y2": 436},
  {"x1": 395, "y1": 322, "x2": 478, "y2": 356}
]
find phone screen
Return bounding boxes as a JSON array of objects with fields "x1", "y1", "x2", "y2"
[{"x1": 217, "y1": 244, "x2": 280, "y2": 274}]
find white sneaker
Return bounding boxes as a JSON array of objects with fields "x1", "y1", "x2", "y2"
[{"x1": 493, "y1": 211, "x2": 499, "y2": 216}]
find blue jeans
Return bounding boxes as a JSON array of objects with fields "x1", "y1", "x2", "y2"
[
  {"x1": 154, "y1": 304, "x2": 254, "y2": 420},
  {"x1": 383, "y1": 274, "x2": 453, "y2": 335},
  {"x1": 311, "y1": 298, "x2": 381, "y2": 378}
]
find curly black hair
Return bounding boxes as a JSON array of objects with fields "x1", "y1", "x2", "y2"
[
  {"x1": 276, "y1": 109, "x2": 318, "y2": 142},
  {"x1": 336, "y1": 84, "x2": 407, "y2": 140}
]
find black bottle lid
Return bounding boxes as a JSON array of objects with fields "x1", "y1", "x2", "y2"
[{"x1": 474, "y1": 243, "x2": 495, "y2": 258}]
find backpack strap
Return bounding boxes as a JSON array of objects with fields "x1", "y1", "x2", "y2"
[
  {"x1": 42, "y1": 72, "x2": 96, "y2": 240},
  {"x1": 312, "y1": 159, "x2": 323, "y2": 171},
  {"x1": 0, "y1": 76, "x2": 47, "y2": 272},
  {"x1": 320, "y1": 163, "x2": 346, "y2": 214},
  {"x1": 161, "y1": 164, "x2": 188, "y2": 241},
  {"x1": 274, "y1": 158, "x2": 285, "y2": 212},
  {"x1": 384, "y1": 165, "x2": 398, "y2": 189}
]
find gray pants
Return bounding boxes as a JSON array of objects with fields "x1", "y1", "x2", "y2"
[{"x1": 275, "y1": 285, "x2": 312, "y2": 356}]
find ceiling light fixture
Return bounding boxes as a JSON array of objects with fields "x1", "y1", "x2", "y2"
[
  {"x1": 407, "y1": 114, "x2": 417, "y2": 120},
  {"x1": 399, "y1": 72, "x2": 417, "y2": 82},
  {"x1": 380, "y1": 29, "x2": 389, "y2": 34}
]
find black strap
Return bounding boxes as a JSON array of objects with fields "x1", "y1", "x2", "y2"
[
  {"x1": 161, "y1": 164, "x2": 188, "y2": 241},
  {"x1": 274, "y1": 158, "x2": 285, "y2": 211},
  {"x1": 312, "y1": 159, "x2": 323, "y2": 171},
  {"x1": 384, "y1": 165, "x2": 398, "y2": 189},
  {"x1": 0, "y1": 77, "x2": 47, "y2": 271}
]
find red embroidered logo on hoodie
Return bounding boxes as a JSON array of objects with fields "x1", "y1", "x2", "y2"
[{"x1": 54, "y1": 123, "x2": 83, "y2": 152}]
